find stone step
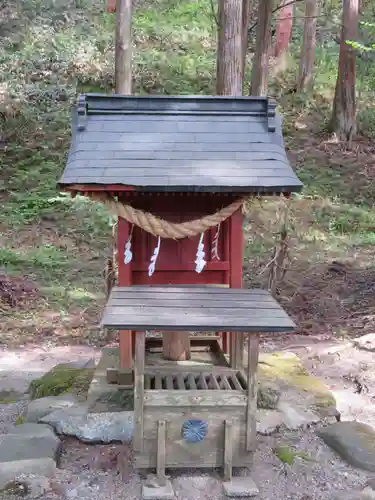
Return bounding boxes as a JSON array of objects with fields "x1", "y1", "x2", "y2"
[
  {"x1": 0, "y1": 458, "x2": 56, "y2": 491},
  {"x1": 0, "y1": 424, "x2": 61, "y2": 464}
]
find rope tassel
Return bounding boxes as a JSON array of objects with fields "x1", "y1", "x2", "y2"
[
  {"x1": 211, "y1": 223, "x2": 220, "y2": 261},
  {"x1": 195, "y1": 232, "x2": 206, "y2": 274},
  {"x1": 124, "y1": 224, "x2": 134, "y2": 265},
  {"x1": 148, "y1": 237, "x2": 161, "y2": 277}
]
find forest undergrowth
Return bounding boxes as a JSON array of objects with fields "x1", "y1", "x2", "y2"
[{"x1": 1, "y1": 0, "x2": 375, "y2": 346}]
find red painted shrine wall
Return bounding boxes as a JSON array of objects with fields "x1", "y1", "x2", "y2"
[
  {"x1": 117, "y1": 193, "x2": 243, "y2": 288},
  {"x1": 115, "y1": 192, "x2": 244, "y2": 367}
]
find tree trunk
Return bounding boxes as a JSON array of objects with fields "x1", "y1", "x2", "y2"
[
  {"x1": 241, "y1": 0, "x2": 251, "y2": 82},
  {"x1": 274, "y1": 0, "x2": 294, "y2": 58},
  {"x1": 250, "y1": 0, "x2": 274, "y2": 96},
  {"x1": 115, "y1": 0, "x2": 132, "y2": 94},
  {"x1": 107, "y1": 0, "x2": 116, "y2": 13},
  {"x1": 298, "y1": 0, "x2": 318, "y2": 90},
  {"x1": 216, "y1": 0, "x2": 244, "y2": 95},
  {"x1": 329, "y1": 0, "x2": 358, "y2": 142}
]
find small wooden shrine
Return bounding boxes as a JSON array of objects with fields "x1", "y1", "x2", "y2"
[{"x1": 59, "y1": 93, "x2": 302, "y2": 498}]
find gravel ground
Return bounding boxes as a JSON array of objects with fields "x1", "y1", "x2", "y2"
[
  {"x1": 0, "y1": 343, "x2": 373, "y2": 500},
  {"x1": 16, "y1": 430, "x2": 369, "y2": 500}
]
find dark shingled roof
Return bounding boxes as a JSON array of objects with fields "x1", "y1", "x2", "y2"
[{"x1": 59, "y1": 94, "x2": 302, "y2": 193}]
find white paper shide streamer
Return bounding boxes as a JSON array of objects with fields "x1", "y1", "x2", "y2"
[
  {"x1": 124, "y1": 224, "x2": 134, "y2": 265},
  {"x1": 148, "y1": 237, "x2": 161, "y2": 277},
  {"x1": 195, "y1": 232, "x2": 207, "y2": 274},
  {"x1": 211, "y1": 223, "x2": 220, "y2": 261}
]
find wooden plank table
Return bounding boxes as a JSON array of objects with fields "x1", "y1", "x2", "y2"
[{"x1": 101, "y1": 285, "x2": 296, "y2": 332}]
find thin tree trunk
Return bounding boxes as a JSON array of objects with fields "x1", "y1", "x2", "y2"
[
  {"x1": 329, "y1": 0, "x2": 358, "y2": 142},
  {"x1": 115, "y1": 0, "x2": 132, "y2": 94},
  {"x1": 250, "y1": 0, "x2": 274, "y2": 96},
  {"x1": 216, "y1": 0, "x2": 244, "y2": 95},
  {"x1": 241, "y1": 0, "x2": 251, "y2": 82},
  {"x1": 298, "y1": 0, "x2": 318, "y2": 90},
  {"x1": 274, "y1": 0, "x2": 294, "y2": 58},
  {"x1": 107, "y1": 0, "x2": 116, "y2": 13}
]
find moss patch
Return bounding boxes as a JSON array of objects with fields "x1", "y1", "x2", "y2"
[
  {"x1": 15, "y1": 415, "x2": 24, "y2": 426},
  {"x1": 258, "y1": 352, "x2": 336, "y2": 412},
  {"x1": 273, "y1": 445, "x2": 312, "y2": 465},
  {"x1": 28, "y1": 365, "x2": 94, "y2": 400}
]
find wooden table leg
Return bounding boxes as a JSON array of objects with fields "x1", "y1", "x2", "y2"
[{"x1": 246, "y1": 334, "x2": 259, "y2": 452}]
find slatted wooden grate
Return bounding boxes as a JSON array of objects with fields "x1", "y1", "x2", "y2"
[{"x1": 144, "y1": 372, "x2": 247, "y2": 391}]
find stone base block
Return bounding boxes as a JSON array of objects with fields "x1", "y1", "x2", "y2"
[
  {"x1": 142, "y1": 480, "x2": 174, "y2": 500},
  {"x1": 222, "y1": 477, "x2": 259, "y2": 497}
]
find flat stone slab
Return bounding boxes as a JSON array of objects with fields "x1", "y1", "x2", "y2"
[
  {"x1": 25, "y1": 393, "x2": 78, "y2": 423},
  {"x1": 278, "y1": 401, "x2": 320, "y2": 430},
  {"x1": 256, "y1": 403, "x2": 320, "y2": 436},
  {"x1": 256, "y1": 410, "x2": 283, "y2": 435},
  {"x1": 258, "y1": 351, "x2": 337, "y2": 418},
  {"x1": 222, "y1": 477, "x2": 259, "y2": 497},
  {"x1": 9, "y1": 423, "x2": 56, "y2": 437},
  {"x1": 0, "y1": 428, "x2": 61, "y2": 463},
  {"x1": 353, "y1": 334, "x2": 375, "y2": 352},
  {"x1": 317, "y1": 421, "x2": 375, "y2": 471},
  {"x1": 142, "y1": 480, "x2": 174, "y2": 500},
  {"x1": 40, "y1": 405, "x2": 134, "y2": 443},
  {"x1": 0, "y1": 458, "x2": 56, "y2": 490}
]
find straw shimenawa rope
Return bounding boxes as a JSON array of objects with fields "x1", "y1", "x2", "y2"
[{"x1": 81, "y1": 191, "x2": 245, "y2": 239}]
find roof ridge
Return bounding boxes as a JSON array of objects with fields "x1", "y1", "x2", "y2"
[{"x1": 75, "y1": 93, "x2": 278, "y2": 133}]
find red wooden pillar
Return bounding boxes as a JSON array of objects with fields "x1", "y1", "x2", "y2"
[
  {"x1": 227, "y1": 208, "x2": 244, "y2": 356},
  {"x1": 274, "y1": 1, "x2": 294, "y2": 57},
  {"x1": 221, "y1": 215, "x2": 231, "y2": 353},
  {"x1": 117, "y1": 216, "x2": 133, "y2": 370}
]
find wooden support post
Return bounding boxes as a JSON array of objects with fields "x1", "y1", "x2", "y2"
[
  {"x1": 246, "y1": 334, "x2": 259, "y2": 452},
  {"x1": 224, "y1": 419, "x2": 233, "y2": 481},
  {"x1": 226, "y1": 207, "x2": 244, "y2": 359},
  {"x1": 133, "y1": 332, "x2": 145, "y2": 452},
  {"x1": 230, "y1": 332, "x2": 244, "y2": 369},
  {"x1": 156, "y1": 420, "x2": 167, "y2": 484},
  {"x1": 162, "y1": 331, "x2": 191, "y2": 361}
]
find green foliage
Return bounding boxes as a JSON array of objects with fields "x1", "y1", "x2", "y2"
[{"x1": 347, "y1": 21, "x2": 375, "y2": 52}]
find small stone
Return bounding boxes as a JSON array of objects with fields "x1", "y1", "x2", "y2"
[
  {"x1": 0, "y1": 458, "x2": 56, "y2": 490},
  {"x1": 256, "y1": 410, "x2": 283, "y2": 435},
  {"x1": 317, "y1": 421, "x2": 375, "y2": 472},
  {"x1": 0, "y1": 427, "x2": 61, "y2": 464},
  {"x1": 66, "y1": 487, "x2": 79, "y2": 498},
  {"x1": 278, "y1": 402, "x2": 320, "y2": 430},
  {"x1": 142, "y1": 480, "x2": 174, "y2": 500},
  {"x1": 41, "y1": 406, "x2": 134, "y2": 443},
  {"x1": 25, "y1": 394, "x2": 78, "y2": 423},
  {"x1": 352, "y1": 334, "x2": 375, "y2": 352},
  {"x1": 257, "y1": 382, "x2": 281, "y2": 409},
  {"x1": 361, "y1": 487, "x2": 375, "y2": 500},
  {"x1": 222, "y1": 477, "x2": 259, "y2": 497}
]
